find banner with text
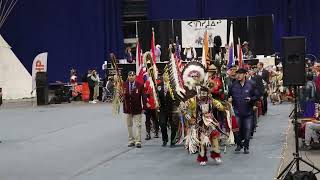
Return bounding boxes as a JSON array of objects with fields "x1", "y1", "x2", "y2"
[
  {"x1": 32, "y1": 52, "x2": 48, "y2": 92},
  {"x1": 181, "y1": 19, "x2": 227, "y2": 48}
]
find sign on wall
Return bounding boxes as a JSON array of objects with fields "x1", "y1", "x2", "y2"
[{"x1": 181, "y1": 19, "x2": 227, "y2": 48}]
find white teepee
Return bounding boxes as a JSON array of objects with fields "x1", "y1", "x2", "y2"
[
  {"x1": 0, "y1": 35, "x2": 32, "y2": 99},
  {"x1": 0, "y1": 0, "x2": 32, "y2": 99}
]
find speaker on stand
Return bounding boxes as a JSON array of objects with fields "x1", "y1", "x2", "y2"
[
  {"x1": 36, "y1": 72, "x2": 48, "y2": 105},
  {"x1": 277, "y1": 36, "x2": 320, "y2": 179},
  {"x1": 282, "y1": 36, "x2": 306, "y2": 86}
]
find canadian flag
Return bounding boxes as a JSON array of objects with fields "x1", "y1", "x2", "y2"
[{"x1": 135, "y1": 38, "x2": 145, "y2": 84}]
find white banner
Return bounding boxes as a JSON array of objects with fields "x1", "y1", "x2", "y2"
[
  {"x1": 181, "y1": 19, "x2": 227, "y2": 48},
  {"x1": 32, "y1": 52, "x2": 48, "y2": 92},
  {"x1": 259, "y1": 57, "x2": 275, "y2": 68}
]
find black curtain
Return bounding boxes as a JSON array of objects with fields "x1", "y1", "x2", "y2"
[
  {"x1": 149, "y1": 0, "x2": 320, "y2": 58},
  {"x1": 247, "y1": 16, "x2": 274, "y2": 56}
]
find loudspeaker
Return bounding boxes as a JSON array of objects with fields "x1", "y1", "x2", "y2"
[
  {"x1": 282, "y1": 36, "x2": 306, "y2": 86},
  {"x1": 36, "y1": 72, "x2": 48, "y2": 87},
  {"x1": 36, "y1": 72, "x2": 48, "y2": 105}
]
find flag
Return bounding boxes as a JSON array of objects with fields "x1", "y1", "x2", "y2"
[
  {"x1": 151, "y1": 28, "x2": 156, "y2": 64},
  {"x1": 175, "y1": 36, "x2": 184, "y2": 73},
  {"x1": 32, "y1": 52, "x2": 48, "y2": 93},
  {"x1": 136, "y1": 66, "x2": 148, "y2": 85},
  {"x1": 175, "y1": 36, "x2": 181, "y2": 59},
  {"x1": 174, "y1": 37, "x2": 184, "y2": 87},
  {"x1": 135, "y1": 38, "x2": 142, "y2": 74},
  {"x1": 201, "y1": 30, "x2": 210, "y2": 69},
  {"x1": 150, "y1": 28, "x2": 158, "y2": 80},
  {"x1": 237, "y1": 37, "x2": 243, "y2": 68},
  {"x1": 135, "y1": 38, "x2": 146, "y2": 84},
  {"x1": 227, "y1": 22, "x2": 234, "y2": 69}
]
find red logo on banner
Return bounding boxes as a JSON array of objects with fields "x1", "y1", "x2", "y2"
[{"x1": 35, "y1": 60, "x2": 45, "y2": 71}]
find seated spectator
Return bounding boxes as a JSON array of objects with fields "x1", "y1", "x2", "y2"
[
  {"x1": 124, "y1": 47, "x2": 133, "y2": 63},
  {"x1": 303, "y1": 120, "x2": 320, "y2": 150},
  {"x1": 302, "y1": 73, "x2": 317, "y2": 118}
]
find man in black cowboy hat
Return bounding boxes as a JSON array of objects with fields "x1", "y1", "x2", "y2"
[{"x1": 228, "y1": 68, "x2": 259, "y2": 154}]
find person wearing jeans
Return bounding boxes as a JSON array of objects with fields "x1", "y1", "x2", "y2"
[
  {"x1": 303, "y1": 121, "x2": 320, "y2": 150},
  {"x1": 235, "y1": 114, "x2": 254, "y2": 151},
  {"x1": 228, "y1": 68, "x2": 259, "y2": 154}
]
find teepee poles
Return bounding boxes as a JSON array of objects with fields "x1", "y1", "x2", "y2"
[{"x1": 0, "y1": 0, "x2": 18, "y2": 29}]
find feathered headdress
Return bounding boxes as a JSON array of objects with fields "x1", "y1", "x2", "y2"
[{"x1": 182, "y1": 61, "x2": 207, "y2": 91}]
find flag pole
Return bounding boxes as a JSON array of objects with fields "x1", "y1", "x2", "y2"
[
  {"x1": 135, "y1": 21, "x2": 140, "y2": 74},
  {"x1": 209, "y1": 17, "x2": 213, "y2": 63},
  {"x1": 135, "y1": 21, "x2": 138, "y2": 39},
  {"x1": 0, "y1": 0, "x2": 18, "y2": 29},
  {"x1": 171, "y1": 19, "x2": 174, "y2": 40},
  {"x1": 136, "y1": 20, "x2": 139, "y2": 63}
]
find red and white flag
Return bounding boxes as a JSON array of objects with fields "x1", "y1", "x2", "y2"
[
  {"x1": 135, "y1": 38, "x2": 146, "y2": 84},
  {"x1": 151, "y1": 28, "x2": 156, "y2": 64},
  {"x1": 136, "y1": 38, "x2": 142, "y2": 74},
  {"x1": 174, "y1": 36, "x2": 184, "y2": 73}
]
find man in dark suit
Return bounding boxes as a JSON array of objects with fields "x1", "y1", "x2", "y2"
[
  {"x1": 158, "y1": 77, "x2": 178, "y2": 147},
  {"x1": 123, "y1": 71, "x2": 146, "y2": 148},
  {"x1": 248, "y1": 69, "x2": 264, "y2": 137},
  {"x1": 248, "y1": 69, "x2": 264, "y2": 97},
  {"x1": 257, "y1": 62, "x2": 269, "y2": 115}
]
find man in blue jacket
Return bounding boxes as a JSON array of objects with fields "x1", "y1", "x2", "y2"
[{"x1": 228, "y1": 68, "x2": 259, "y2": 154}]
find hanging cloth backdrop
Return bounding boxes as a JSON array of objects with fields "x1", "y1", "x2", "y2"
[{"x1": 181, "y1": 19, "x2": 227, "y2": 48}]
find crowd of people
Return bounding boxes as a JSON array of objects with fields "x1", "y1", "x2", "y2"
[
  {"x1": 299, "y1": 62, "x2": 320, "y2": 150},
  {"x1": 118, "y1": 52, "x2": 290, "y2": 166},
  {"x1": 66, "y1": 43, "x2": 320, "y2": 159},
  {"x1": 65, "y1": 68, "x2": 115, "y2": 104}
]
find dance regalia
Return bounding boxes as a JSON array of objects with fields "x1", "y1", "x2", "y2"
[
  {"x1": 179, "y1": 91, "x2": 225, "y2": 165},
  {"x1": 210, "y1": 76, "x2": 224, "y2": 100},
  {"x1": 164, "y1": 46, "x2": 236, "y2": 165},
  {"x1": 176, "y1": 62, "x2": 236, "y2": 165}
]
